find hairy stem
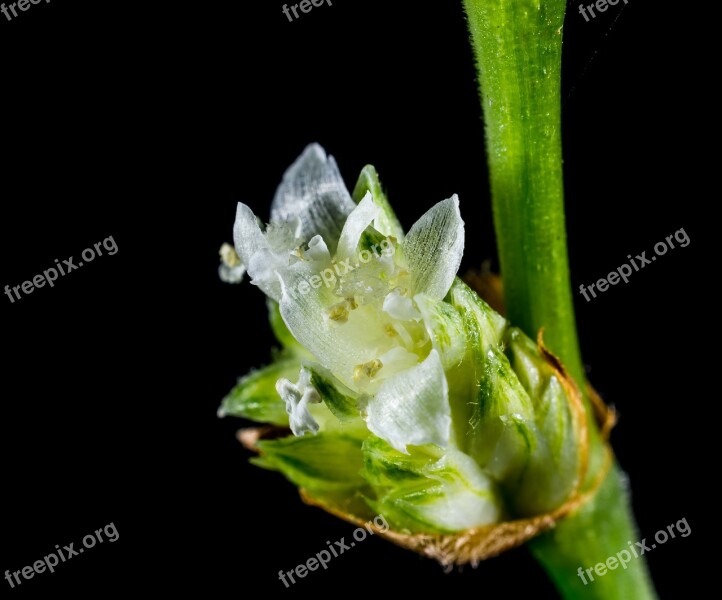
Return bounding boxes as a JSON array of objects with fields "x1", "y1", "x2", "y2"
[{"x1": 461, "y1": 1, "x2": 656, "y2": 598}]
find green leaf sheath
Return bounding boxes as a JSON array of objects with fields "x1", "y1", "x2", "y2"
[
  {"x1": 254, "y1": 432, "x2": 366, "y2": 492},
  {"x1": 352, "y1": 165, "x2": 405, "y2": 241},
  {"x1": 219, "y1": 357, "x2": 300, "y2": 426},
  {"x1": 462, "y1": 1, "x2": 657, "y2": 598},
  {"x1": 361, "y1": 437, "x2": 503, "y2": 534}
]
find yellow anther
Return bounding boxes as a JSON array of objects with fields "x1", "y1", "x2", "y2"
[
  {"x1": 327, "y1": 298, "x2": 357, "y2": 323},
  {"x1": 353, "y1": 359, "x2": 383, "y2": 382},
  {"x1": 328, "y1": 303, "x2": 350, "y2": 323},
  {"x1": 219, "y1": 243, "x2": 241, "y2": 268}
]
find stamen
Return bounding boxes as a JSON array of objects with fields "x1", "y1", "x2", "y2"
[
  {"x1": 219, "y1": 243, "x2": 241, "y2": 268},
  {"x1": 327, "y1": 297, "x2": 357, "y2": 323},
  {"x1": 353, "y1": 359, "x2": 384, "y2": 382}
]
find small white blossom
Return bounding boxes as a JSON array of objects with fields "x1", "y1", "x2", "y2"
[{"x1": 275, "y1": 368, "x2": 321, "y2": 436}]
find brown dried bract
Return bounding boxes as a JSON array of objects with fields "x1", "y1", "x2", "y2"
[{"x1": 299, "y1": 483, "x2": 600, "y2": 569}]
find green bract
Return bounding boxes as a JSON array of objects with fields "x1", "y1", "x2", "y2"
[{"x1": 219, "y1": 144, "x2": 581, "y2": 533}]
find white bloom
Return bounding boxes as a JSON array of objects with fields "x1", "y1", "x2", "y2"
[
  {"x1": 229, "y1": 144, "x2": 466, "y2": 453},
  {"x1": 275, "y1": 368, "x2": 321, "y2": 436}
]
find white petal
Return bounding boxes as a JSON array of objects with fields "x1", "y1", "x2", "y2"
[
  {"x1": 279, "y1": 278, "x2": 396, "y2": 390},
  {"x1": 276, "y1": 368, "x2": 321, "y2": 436},
  {"x1": 403, "y1": 195, "x2": 465, "y2": 299},
  {"x1": 247, "y1": 237, "x2": 329, "y2": 302},
  {"x1": 271, "y1": 144, "x2": 355, "y2": 251},
  {"x1": 232, "y1": 203, "x2": 268, "y2": 268},
  {"x1": 335, "y1": 192, "x2": 381, "y2": 261},
  {"x1": 247, "y1": 249, "x2": 284, "y2": 301},
  {"x1": 265, "y1": 219, "x2": 302, "y2": 252},
  {"x1": 278, "y1": 275, "x2": 364, "y2": 384},
  {"x1": 375, "y1": 346, "x2": 420, "y2": 382},
  {"x1": 366, "y1": 350, "x2": 451, "y2": 453},
  {"x1": 382, "y1": 289, "x2": 421, "y2": 321},
  {"x1": 305, "y1": 235, "x2": 331, "y2": 262}
]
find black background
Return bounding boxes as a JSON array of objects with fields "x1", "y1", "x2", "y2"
[{"x1": 1, "y1": 0, "x2": 710, "y2": 597}]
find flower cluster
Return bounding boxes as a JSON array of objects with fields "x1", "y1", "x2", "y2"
[{"x1": 219, "y1": 144, "x2": 582, "y2": 533}]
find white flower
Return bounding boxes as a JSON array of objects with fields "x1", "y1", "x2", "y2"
[
  {"x1": 219, "y1": 145, "x2": 583, "y2": 533},
  {"x1": 275, "y1": 368, "x2": 321, "y2": 436},
  {"x1": 229, "y1": 144, "x2": 465, "y2": 453}
]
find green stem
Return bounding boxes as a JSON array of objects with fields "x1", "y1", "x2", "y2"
[
  {"x1": 461, "y1": 1, "x2": 656, "y2": 598},
  {"x1": 463, "y1": 0, "x2": 582, "y2": 385},
  {"x1": 529, "y1": 464, "x2": 656, "y2": 600}
]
